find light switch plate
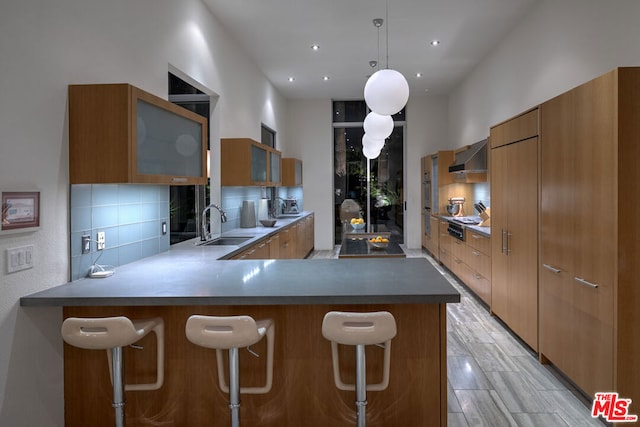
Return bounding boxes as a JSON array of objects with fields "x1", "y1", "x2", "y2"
[{"x1": 6, "y1": 245, "x2": 34, "y2": 274}]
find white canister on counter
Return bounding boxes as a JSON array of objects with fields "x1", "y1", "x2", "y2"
[
  {"x1": 240, "y1": 200, "x2": 256, "y2": 228},
  {"x1": 257, "y1": 199, "x2": 269, "y2": 221}
]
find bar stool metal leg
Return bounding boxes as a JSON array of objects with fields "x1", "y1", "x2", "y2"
[
  {"x1": 355, "y1": 344, "x2": 367, "y2": 427},
  {"x1": 229, "y1": 347, "x2": 240, "y2": 427},
  {"x1": 185, "y1": 315, "x2": 274, "y2": 427},
  {"x1": 111, "y1": 346, "x2": 125, "y2": 427},
  {"x1": 322, "y1": 311, "x2": 397, "y2": 427}
]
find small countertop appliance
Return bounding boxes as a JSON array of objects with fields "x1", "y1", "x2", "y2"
[{"x1": 283, "y1": 197, "x2": 299, "y2": 214}]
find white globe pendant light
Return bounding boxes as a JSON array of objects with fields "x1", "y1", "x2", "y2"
[
  {"x1": 364, "y1": 69, "x2": 409, "y2": 116},
  {"x1": 363, "y1": 112, "x2": 394, "y2": 139},
  {"x1": 363, "y1": 144, "x2": 382, "y2": 160},
  {"x1": 362, "y1": 133, "x2": 385, "y2": 152}
]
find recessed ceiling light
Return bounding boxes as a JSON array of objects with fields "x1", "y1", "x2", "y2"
[
  {"x1": 430, "y1": 40, "x2": 441, "y2": 47},
  {"x1": 416, "y1": 73, "x2": 423, "y2": 78},
  {"x1": 288, "y1": 77, "x2": 295, "y2": 82},
  {"x1": 322, "y1": 76, "x2": 330, "y2": 81},
  {"x1": 311, "y1": 44, "x2": 320, "y2": 51}
]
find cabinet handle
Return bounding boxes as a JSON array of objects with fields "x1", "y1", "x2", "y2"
[
  {"x1": 472, "y1": 234, "x2": 481, "y2": 239},
  {"x1": 501, "y1": 229, "x2": 506, "y2": 254},
  {"x1": 473, "y1": 273, "x2": 481, "y2": 279},
  {"x1": 506, "y1": 231, "x2": 512, "y2": 254},
  {"x1": 170, "y1": 177, "x2": 188, "y2": 183},
  {"x1": 454, "y1": 257, "x2": 462, "y2": 264},
  {"x1": 472, "y1": 251, "x2": 481, "y2": 257},
  {"x1": 574, "y1": 277, "x2": 599, "y2": 289},
  {"x1": 543, "y1": 264, "x2": 562, "y2": 274}
]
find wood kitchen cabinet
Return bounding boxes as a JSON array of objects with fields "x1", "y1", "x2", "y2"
[
  {"x1": 539, "y1": 68, "x2": 640, "y2": 403},
  {"x1": 230, "y1": 215, "x2": 314, "y2": 260},
  {"x1": 221, "y1": 138, "x2": 282, "y2": 186},
  {"x1": 490, "y1": 108, "x2": 538, "y2": 149},
  {"x1": 426, "y1": 216, "x2": 440, "y2": 259},
  {"x1": 490, "y1": 110, "x2": 539, "y2": 351},
  {"x1": 458, "y1": 230, "x2": 491, "y2": 305},
  {"x1": 69, "y1": 84, "x2": 208, "y2": 185},
  {"x1": 267, "y1": 233, "x2": 280, "y2": 259},
  {"x1": 282, "y1": 158, "x2": 303, "y2": 186},
  {"x1": 438, "y1": 219, "x2": 452, "y2": 268}
]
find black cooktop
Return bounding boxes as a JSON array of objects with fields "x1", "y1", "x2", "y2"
[{"x1": 451, "y1": 216, "x2": 481, "y2": 225}]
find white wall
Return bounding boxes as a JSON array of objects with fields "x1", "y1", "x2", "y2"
[
  {"x1": 449, "y1": 0, "x2": 640, "y2": 146},
  {"x1": 285, "y1": 99, "x2": 334, "y2": 249},
  {"x1": 0, "y1": 0, "x2": 287, "y2": 425}
]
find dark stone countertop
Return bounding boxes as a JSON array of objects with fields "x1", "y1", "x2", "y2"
[{"x1": 20, "y1": 255, "x2": 459, "y2": 307}]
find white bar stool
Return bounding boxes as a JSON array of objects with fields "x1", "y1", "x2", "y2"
[
  {"x1": 61, "y1": 316, "x2": 165, "y2": 427},
  {"x1": 322, "y1": 311, "x2": 397, "y2": 427},
  {"x1": 185, "y1": 315, "x2": 275, "y2": 427}
]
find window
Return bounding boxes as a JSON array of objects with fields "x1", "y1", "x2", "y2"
[
  {"x1": 168, "y1": 73, "x2": 210, "y2": 244},
  {"x1": 333, "y1": 100, "x2": 405, "y2": 244},
  {"x1": 261, "y1": 124, "x2": 276, "y2": 148}
]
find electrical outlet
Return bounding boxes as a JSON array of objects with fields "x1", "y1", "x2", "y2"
[
  {"x1": 97, "y1": 231, "x2": 105, "y2": 250},
  {"x1": 82, "y1": 234, "x2": 91, "y2": 254},
  {"x1": 162, "y1": 221, "x2": 167, "y2": 235}
]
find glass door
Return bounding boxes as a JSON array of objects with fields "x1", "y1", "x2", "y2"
[{"x1": 333, "y1": 101, "x2": 405, "y2": 245}]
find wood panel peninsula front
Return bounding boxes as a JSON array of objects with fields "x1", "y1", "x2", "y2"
[{"x1": 21, "y1": 253, "x2": 459, "y2": 427}]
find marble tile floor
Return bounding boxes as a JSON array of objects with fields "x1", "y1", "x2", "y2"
[{"x1": 309, "y1": 247, "x2": 604, "y2": 426}]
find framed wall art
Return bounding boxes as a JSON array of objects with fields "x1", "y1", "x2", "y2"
[{"x1": 1, "y1": 191, "x2": 40, "y2": 233}]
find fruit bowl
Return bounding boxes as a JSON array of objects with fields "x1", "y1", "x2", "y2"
[
  {"x1": 351, "y1": 222, "x2": 366, "y2": 230},
  {"x1": 367, "y1": 239, "x2": 389, "y2": 249},
  {"x1": 259, "y1": 219, "x2": 277, "y2": 227}
]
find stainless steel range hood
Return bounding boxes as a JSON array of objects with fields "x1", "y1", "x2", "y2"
[{"x1": 448, "y1": 139, "x2": 487, "y2": 173}]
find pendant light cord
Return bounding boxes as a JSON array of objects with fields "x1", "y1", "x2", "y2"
[
  {"x1": 385, "y1": 0, "x2": 389, "y2": 69},
  {"x1": 377, "y1": 23, "x2": 381, "y2": 71}
]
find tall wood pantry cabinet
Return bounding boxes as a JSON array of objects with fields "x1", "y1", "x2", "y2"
[
  {"x1": 489, "y1": 108, "x2": 539, "y2": 351},
  {"x1": 69, "y1": 84, "x2": 208, "y2": 185},
  {"x1": 539, "y1": 67, "x2": 640, "y2": 403}
]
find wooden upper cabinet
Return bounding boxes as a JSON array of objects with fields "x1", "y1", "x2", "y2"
[
  {"x1": 69, "y1": 84, "x2": 208, "y2": 185},
  {"x1": 490, "y1": 108, "x2": 538, "y2": 149},
  {"x1": 221, "y1": 138, "x2": 282, "y2": 186},
  {"x1": 282, "y1": 158, "x2": 303, "y2": 186}
]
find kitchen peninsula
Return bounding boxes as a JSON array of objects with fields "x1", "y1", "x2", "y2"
[{"x1": 21, "y1": 229, "x2": 460, "y2": 426}]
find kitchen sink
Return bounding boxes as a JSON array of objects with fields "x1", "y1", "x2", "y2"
[
  {"x1": 198, "y1": 236, "x2": 254, "y2": 246},
  {"x1": 276, "y1": 213, "x2": 302, "y2": 218}
]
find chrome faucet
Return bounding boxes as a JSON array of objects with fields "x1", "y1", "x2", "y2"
[{"x1": 201, "y1": 204, "x2": 227, "y2": 241}]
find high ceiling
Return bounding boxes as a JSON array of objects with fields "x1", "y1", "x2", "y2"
[{"x1": 203, "y1": 0, "x2": 537, "y2": 100}]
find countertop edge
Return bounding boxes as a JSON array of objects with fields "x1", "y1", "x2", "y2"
[{"x1": 20, "y1": 293, "x2": 461, "y2": 307}]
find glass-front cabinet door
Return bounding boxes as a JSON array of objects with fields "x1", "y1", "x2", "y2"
[
  {"x1": 270, "y1": 151, "x2": 281, "y2": 185},
  {"x1": 136, "y1": 98, "x2": 204, "y2": 180},
  {"x1": 221, "y1": 138, "x2": 282, "y2": 186},
  {"x1": 251, "y1": 144, "x2": 268, "y2": 183},
  {"x1": 68, "y1": 83, "x2": 208, "y2": 185}
]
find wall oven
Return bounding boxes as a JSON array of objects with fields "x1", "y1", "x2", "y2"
[{"x1": 423, "y1": 171, "x2": 431, "y2": 235}]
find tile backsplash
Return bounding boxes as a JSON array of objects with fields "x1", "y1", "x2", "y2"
[
  {"x1": 220, "y1": 186, "x2": 304, "y2": 232},
  {"x1": 69, "y1": 184, "x2": 169, "y2": 281}
]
